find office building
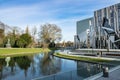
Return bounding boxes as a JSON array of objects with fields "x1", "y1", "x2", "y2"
[
  {"x1": 74, "y1": 17, "x2": 95, "y2": 48},
  {"x1": 94, "y1": 3, "x2": 120, "y2": 49}
]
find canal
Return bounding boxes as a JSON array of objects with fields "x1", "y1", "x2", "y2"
[{"x1": 0, "y1": 52, "x2": 119, "y2": 80}]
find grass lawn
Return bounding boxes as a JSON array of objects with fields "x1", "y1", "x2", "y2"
[
  {"x1": 54, "y1": 53, "x2": 111, "y2": 63},
  {"x1": 0, "y1": 48, "x2": 50, "y2": 57}
]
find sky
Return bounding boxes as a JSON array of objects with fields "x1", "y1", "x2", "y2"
[{"x1": 0, "y1": 0, "x2": 120, "y2": 42}]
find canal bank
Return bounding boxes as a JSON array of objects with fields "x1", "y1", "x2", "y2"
[
  {"x1": 1, "y1": 51, "x2": 116, "y2": 80},
  {"x1": 53, "y1": 50, "x2": 120, "y2": 80},
  {"x1": 54, "y1": 52, "x2": 120, "y2": 63},
  {"x1": 0, "y1": 50, "x2": 119, "y2": 80},
  {"x1": 32, "y1": 52, "x2": 120, "y2": 80},
  {"x1": 0, "y1": 48, "x2": 50, "y2": 58}
]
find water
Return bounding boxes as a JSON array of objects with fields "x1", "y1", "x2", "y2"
[{"x1": 0, "y1": 52, "x2": 118, "y2": 80}]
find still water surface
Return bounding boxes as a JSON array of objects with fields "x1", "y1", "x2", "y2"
[{"x1": 0, "y1": 52, "x2": 117, "y2": 80}]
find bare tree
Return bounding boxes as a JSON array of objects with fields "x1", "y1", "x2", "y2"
[
  {"x1": 25, "y1": 26, "x2": 29, "y2": 34},
  {"x1": 39, "y1": 23, "x2": 62, "y2": 48},
  {"x1": 30, "y1": 26, "x2": 37, "y2": 47},
  {"x1": 31, "y1": 26, "x2": 37, "y2": 41}
]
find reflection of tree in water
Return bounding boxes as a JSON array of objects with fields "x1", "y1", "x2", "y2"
[
  {"x1": 27, "y1": 55, "x2": 35, "y2": 76},
  {"x1": 40, "y1": 52, "x2": 61, "y2": 75},
  {"x1": 9, "y1": 58, "x2": 16, "y2": 73},
  {"x1": 0, "y1": 59, "x2": 5, "y2": 80},
  {"x1": 16, "y1": 56, "x2": 31, "y2": 77}
]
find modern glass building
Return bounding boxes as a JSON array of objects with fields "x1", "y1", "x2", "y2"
[
  {"x1": 94, "y1": 3, "x2": 120, "y2": 49},
  {"x1": 74, "y1": 17, "x2": 95, "y2": 48},
  {"x1": 75, "y1": 3, "x2": 120, "y2": 49}
]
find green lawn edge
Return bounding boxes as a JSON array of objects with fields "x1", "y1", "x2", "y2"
[
  {"x1": 0, "y1": 48, "x2": 50, "y2": 58},
  {"x1": 54, "y1": 52, "x2": 111, "y2": 63}
]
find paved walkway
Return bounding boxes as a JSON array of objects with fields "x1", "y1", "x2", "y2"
[
  {"x1": 76, "y1": 49, "x2": 120, "y2": 52},
  {"x1": 96, "y1": 68, "x2": 120, "y2": 80},
  {"x1": 68, "y1": 52, "x2": 120, "y2": 61}
]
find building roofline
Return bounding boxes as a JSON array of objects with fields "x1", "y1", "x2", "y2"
[
  {"x1": 76, "y1": 17, "x2": 93, "y2": 23},
  {"x1": 94, "y1": 2, "x2": 120, "y2": 12}
]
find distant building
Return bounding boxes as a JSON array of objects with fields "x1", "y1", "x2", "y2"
[
  {"x1": 0, "y1": 22, "x2": 5, "y2": 45},
  {"x1": 74, "y1": 17, "x2": 95, "y2": 48},
  {"x1": 94, "y1": 3, "x2": 120, "y2": 49},
  {"x1": 0, "y1": 21, "x2": 12, "y2": 47}
]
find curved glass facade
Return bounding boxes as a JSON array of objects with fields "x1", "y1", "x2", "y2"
[{"x1": 74, "y1": 18, "x2": 95, "y2": 48}]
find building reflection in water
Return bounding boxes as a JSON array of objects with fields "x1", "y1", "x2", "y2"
[{"x1": 77, "y1": 61, "x2": 113, "y2": 78}]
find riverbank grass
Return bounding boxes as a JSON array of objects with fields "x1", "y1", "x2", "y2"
[
  {"x1": 54, "y1": 53, "x2": 111, "y2": 63},
  {"x1": 0, "y1": 48, "x2": 50, "y2": 57}
]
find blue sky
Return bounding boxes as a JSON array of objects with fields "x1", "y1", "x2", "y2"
[{"x1": 0, "y1": 0, "x2": 120, "y2": 42}]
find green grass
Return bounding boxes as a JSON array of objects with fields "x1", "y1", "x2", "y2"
[
  {"x1": 0, "y1": 48, "x2": 50, "y2": 57},
  {"x1": 54, "y1": 53, "x2": 111, "y2": 63}
]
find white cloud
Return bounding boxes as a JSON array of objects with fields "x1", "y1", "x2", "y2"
[{"x1": 0, "y1": 0, "x2": 120, "y2": 41}]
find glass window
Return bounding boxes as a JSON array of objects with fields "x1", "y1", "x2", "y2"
[
  {"x1": 118, "y1": 9, "x2": 120, "y2": 17},
  {"x1": 118, "y1": 15, "x2": 120, "y2": 22},
  {"x1": 119, "y1": 25, "x2": 120, "y2": 28},
  {"x1": 98, "y1": 16, "x2": 101, "y2": 21},
  {"x1": 111, "y1": 11, "x2": 114, "y2": 17},
  {"x1": 118, "y1": 4, "x2": 120, "y2": 9},
  {"x1": 104, "y1": 8, "x2": 106, "y2": 14}
]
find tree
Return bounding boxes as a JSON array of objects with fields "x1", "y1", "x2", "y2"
[
  {"x1": 31, "y1": 26, "x2": 37, "y2": 40},
  {"x1": 16, "y1": 38, "x2": 26, "y2": 48},
  {"x1": 25, "y1": 26, "x2": 29, "y2": 34},
  {"x1": 31, "y1": 26, "x2": 37, "y2": 47},
  {"x1": 40, "y1": 52, "x2": 61, "y2": 75},
  {"x1": 49, "y1": 41, "x2": 55, "y2": 48},
  {"x1": 17, "y1": 33, "x2": 32, "y2": 48},
  {"x1": 3, "y1": 27, "x2": 21, "y2": 47},
  {"x1": 8, "y1": 35, "x2": 16, "y2": 47},
  {"x1": 39, "y1": 23, "x2": 62, "y2": 48},
  {"x1": 16, "y1": 56, "x2": 31, "y2": 77},
  {"x1": 12, "y1": 26, "x2": 22, "y2": 35},
  {"x1": 66, "y1": 41, "x2": 74, "y2": 47},
  {"x1": 0, "y1": 29, "x2": 4, "y2": 47}
]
